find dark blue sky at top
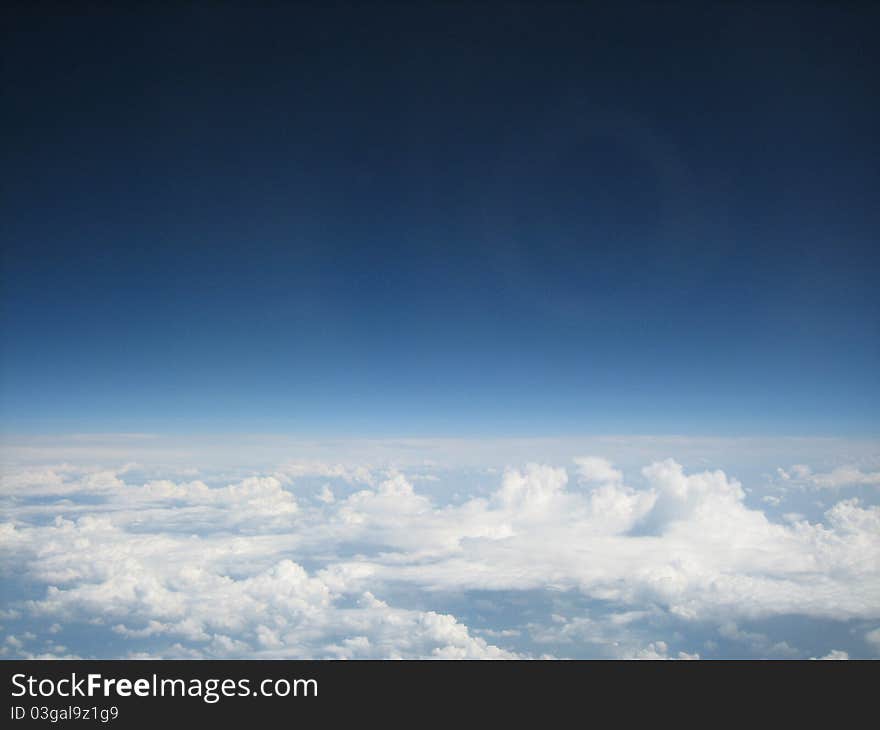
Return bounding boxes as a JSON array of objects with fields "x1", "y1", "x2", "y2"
[{"x1": 1, "y1": 2, "x2": 878, "y2": 435}]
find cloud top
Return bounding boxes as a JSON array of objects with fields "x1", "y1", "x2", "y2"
[{"x1": 2, "y1": 453, "x2": 879, "y2": 659}]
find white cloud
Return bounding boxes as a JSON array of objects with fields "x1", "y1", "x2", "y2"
[
  {"x1": 574, "y1": 456, "x2": 623, "y2": 485},
  {"x1": 778, "y1": 465, "x2": 880, "y2": 489},
  {"x1": 811, "y1": 650, "x2": 849, "y2": 660},
  {"x1": 621, "y1": 641, "x2": 699, "y2": 660},
  {"x1": 2, "y1": 452, "x2": 879, "y2": 658}
]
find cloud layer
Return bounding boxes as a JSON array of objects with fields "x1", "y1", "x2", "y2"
[{"x1": 2, "y1": 450, "x2": 879, "y2": 659}]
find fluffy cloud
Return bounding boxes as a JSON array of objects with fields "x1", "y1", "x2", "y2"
[
  {"x1": 621, "y1": 642, "x2": 700, "y2": 660},
  {"x1": 811, "y1": 650, "x2": 849, "y2": 660},
  {"x1": 574, "y1": 456, "x2": 623, "y2": 485},
  {"x1": 2, "y1": 453, "x2": 879, "y2": 658}
]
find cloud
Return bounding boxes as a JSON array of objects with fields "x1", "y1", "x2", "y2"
[
  {"x1": 811, "y1": 650, "x2": 849, "y2": 660},
  {"x1": 778, "y1": 465, "x2": 880, "y2": 489},
  {"x1": 2, "y1": 453, "x2": 879, "y2": 658},
  {"x1": 574, "y1": 457, "x2": 623, "y2": 485},
  {"x1": 621, "y1": 641, "x2": 700, "y2": 660}
]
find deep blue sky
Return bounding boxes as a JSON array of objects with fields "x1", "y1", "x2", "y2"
[{"x1": 2, "y1": 2, "x2": 878, "y2": 435}]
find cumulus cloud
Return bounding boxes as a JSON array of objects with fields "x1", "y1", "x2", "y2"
[
  {"x1": 1, "y1": 452, "x2": 879, "y2": 658},
  {"x1": 811, "y1": 650, "x2": 849, "y2": 660},
  {"x1": 621, "y1": 641, "x2": 700, "y2": 660},
  {"x1": 574, "y1": 457, "x2": 623, "y2": 485}
]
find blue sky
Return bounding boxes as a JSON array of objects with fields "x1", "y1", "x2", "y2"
[{"x1": 2, "y1": 3, "x2": 878, "y2": 436}]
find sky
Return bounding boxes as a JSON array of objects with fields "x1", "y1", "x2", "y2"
[
  {"x1": 2, "y1": 2, "x2": 878, "y2": 436},
  {"x1": 1, "y1": 3, "x2": 879, "y2": 661}
]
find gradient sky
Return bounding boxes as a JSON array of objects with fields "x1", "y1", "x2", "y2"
[{"x1": 2, "y1": 2, "x2": 878, "y2": 435}]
